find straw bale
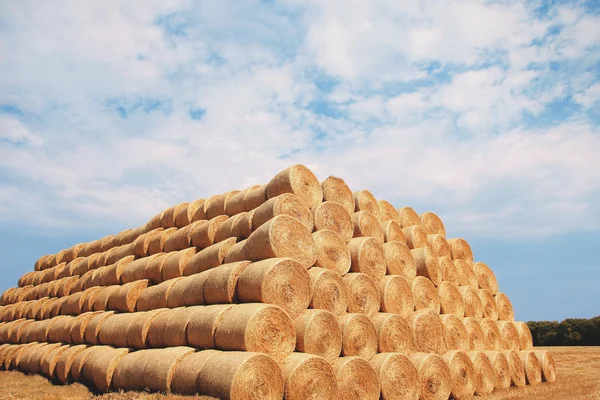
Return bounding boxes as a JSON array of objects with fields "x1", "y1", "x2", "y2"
[
  {"x1": 376, "y1": 200, "x2": 398, "y2": 224},
  {"x1": 380, "y1": 221, "x2": 406, "y2": 246},
  {"x1": 482, "y1": 350, "x2": 511, "y2": 389},
  {"x1": 398, "y1": 206, "x2": 421, "y2": 228},
  {"x1": 343, "y1": 273, "x2": 379, "y2": 317},
  {"x1": 16, "y1": 343, "x2": 53, "y2": 372},
  {"x1": 266, "y1": 164, "x2": 323, "y2": 209},
  {"x1": 100, "y1": 234, "x2": 120, "y2": 252},
  {"x1": 502, "y1": 349, "x2": 526, "y2": 387},
  {"x1": 162, "y1": 248, "x2": 198, "y2": 281},
  {"x1": 242, "y1": 184, "x2": 268, "y2": 211},
  {"x1": 410, "y1": 352, "x2": 452, "y2": 400},
  {"x1": 49, "y1": 296, "x2": 67, "y2": 318},
  {"x1": 144, "y1": 347, "x2": 197, "y2": 393},
  {"x1": 174, "y1": 202, "x2": 191, "y2": 227},
  {"x1": 293, "y1": 309, "x2": 342, "y2": 363},
  {"x1": 352, "y1": 210, "x2": 384, "y2": 242},
  {"x1": 333, "y1": 356, "x2": 380, "y2": 400},
  {"x1": 497, "y1": 321, "x2": 520, "y2": 350},
  {"x1": 371, "y1": 352, "x2": 419, "y2": 400},
  {"x1": 495, "y1": 292, "x2": 515, "y2": 321},
  {"x1": 515, "y1": 321, "x2": 533, "y2": 350},
  {"x1": 464, "y1": 317, "x2": 486, "y2": 350},
  {"x1": 120, "y1": 254, "x2": 156, "y2": 284},
  {"x1": 412, "y1": 276, "x2": 441, "y2": 313},
  {"x1": 410, "y1": 310, "x2": 446, "y2": 354},
  {"x1": 170, "y1": 350, "x2": 219, "y2": 395},
  {"x1": 224, "y1": 188, "x2": 247, "y2": 216},
  {"x1": 253, "y1": 193, "x2": 314, "y2": 231},
  {"x1": 533, "y1": 350, "x2": 556, "y2": 383},
  {"x1": 371, "y1": 312, "x2": 413, "y2": 354},
  {"x1": 58, "y1": 276, "x2": 80, "y2": 298},
  {"x1": 48, "y1": 315, "x2": 77, "y2": 343},
  {"x1": 160, "y1": 205, "x2": 178, "y2": 228},
  {"x1": 311, "y1": 230, "x2": 351, "y2": 274},
  {"x1": 337, "y1": 313, "x2": 378, "y2": 359},
  {"x1": 321, "y1": 176, "x2": 354, "y2": 215},
  {"x1": 348, "y1": 236, "x2": 386, "y2": 282},
  {"x1": 213, "y1": 211, "x2": 252, "y2": 242},
  {"x1": 281, "y1": 353, "x2": 337, "y2": 400},
  {"x1": 163, "y1": 223, "x2": 195, "y2": 253},
  {"x1": 69, "y1": 345, "x2": 98, "y2": 382},
  {"x1": 97, "y1": 313, "x2": 137, "y2": 347},
  {"x1": 55, "y1": 262, "x2": 70, "y2": 280},
  {"x1": 460, "y1": 286, "x2": 483, "y2": 318},
  {"x1": 40, "y1": 344, "x2": 70, "y2": 379},
  {"x1": 132, "y1": 228, "x2": 163, "y2": 258},
  {"x1": 443, "y1": 350, "x2": 475, "y2": 400},
  {"x1": 136, "y1": 278, "x2": 180, "y2": 311},
  {"x1": 146, "y1": 307, "x2": 194, "y2": 348},
  {"x1": 379, "y1": 275, "x2": 414, "y2": 318},
  {"x1": 92, "y1": 286, "x2": 120, "y2": 311},
  {"x1": 84, "y1": 311, "x2": 114, "y2": 345},
  {"x1": 148, "y1": 227, "x2": 177, "y2": 255},
  {"x1": 479, "y1": 289, "x2": 499, "y2": 320},
  {"x1": 313, "y1": 201, "x2": 353, "y2": 242},
  {"x1": 383, "y1": 241, "x2": 416, "y2": 280},
  {"x1": 473, "y1": 261, "x2": 499, "y2": 294},
  {"x1": 412, "y1": 247, "x2": 441, "y2": 285},
  {"x1": 145, "y1": 252, "x2": 170, "y2": 283},
  {"x1": 105, "y1": 243, "x2": 135, "y2": 265},
  {"x1": 466, "y1": 351, "x2": 495, "y2": 395},
  {"x1": 72, "y1": 255, "x2": 95, "y2": 277},
  {"x1": 99, "y1": 256, "x2": 135, "y2": 287},
  {"x1": 205, "y1": 191, "x2": 240, "y2": 220},
  {"x1": 55, "y1": 344, "x2": 88, "y2": 384},
  {"x1": 190, "y1": 216, "x2": 229, "y2": 249},
  {"x1": 9, "y1": 319, "x2": 33, "y2": 343},
  {"x1": 80, "y1": 287, "x2": 103, "y2": 313},
  {"x1": 126, "y1": 309, "x2": 170, "y2": 349},
  {"x1": 108, "y1": 279, "x2": 149, "y2": 312},
  {"x1": 187, "y1": 305, "x2": 234, "y2": 349},
  {"x1": 202, "y1": 261, "x2": 249, "y2": 305},
  {"x1": 70, "y1": 312, "x2": 101, "y2": 344},
  {"x1": 403, "y1": 225, "x2": 429, "y2": 249},
  {"x1": 13, "y1": 343, "x2": 43, "y2": 371},
  {"x1": 185, "y1": 239, "x2": 237, "y2": 277},
  {"x1": 188, "y1": 198, "x2": 207, "y2": 222},
  {"x1": 478, "y1": 317, "x2": 502, "y2": 350},
  {"x1": 438, "y1": 281, "x2": 465, "y2": 316},
  {"x1": 308, "y1": 267, "x2": 347, "y2": 316},
  {"x1": 427, "y1": 234, "x2": 451, "y2": 258},
  {"x1": 441, "y1": 314, "x2": 469, "y2": 351},
  {"x1": 447, "y1": 238, "x2": 474, "y2": 262},
  {"x1": 353, "y1": 189, "x2": 380, "y2": 217},
  {"x1": 420, "y1": 212, "x2": 446, "y2": 236},
  {"x1": 81, "y1": 346, "x2": 130, "y2": 392}
]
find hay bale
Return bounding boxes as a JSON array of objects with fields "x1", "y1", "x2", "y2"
[
  {"x1": 312, "y1": 230, "x2": 351, "y2": 275},
  {"x1": 40, "y1": 344, "x2": 70, "y2": 379},
  {"x1": 321, "y1": 176, "x2": 354, "y2": 215},
  {"x1": 48, "y1": 316, "x2": 77, "y2": 343},
  {"x1": 503, "y1": 350, "x2": 526, "y2": 387},
  {"x1": 463, "y1": 317, "x2": 486, "y2": 350},
  {"x1": 92, "y1": 286, "x2": 120, "y2": 311},
  {"x1": 112, "y1": 348, "x2": 151, "y2": 391},
  {"x1": 63, "y1": 292, "x2": 85, "y2": 316},
  {"x1": 427, "y1": 234, "x2": 451, "y2": 258},
  {"x1": 173, "y1": 202, "x2": 191, "y2": 228},
  {"x1": 99, "y1": 256, "x2": 135, "y2": 287},
  {"x1": 82, "y1": 346, "x2": 130, "y2": 392},
  {"x1": 466, "y1": 351, "x2": 495, "y2": 396},
  {"x1": 55, "y1": 344, "x2": 88, "y2": 384},
  {"x1": 198, "y1": 351, "x2": 284, "y2": 399},
  {"x1": 187, "y1": 305, "x2": 234, "y2": 349},
  {"x1": 482, "y1": 351, "x2": 511, "y2": 389},
  {"x1": 69, "y1": 345, "x2": 98, "y2": 382},
  {"x1": 473, "y1": 261, "x2": 499, "y2": 294},
  {"x1": 441, "y1": 314, "x2": 469, "y2": 351},
  {"x1": 84, "y1": 311, "x2": 114, "y2": 345},
  {"x1": 49, "y1": 297, "x2": 67, "y2": 318},
  {"x1": 411, "y1": 247, "x2": 441, "y2": 286},
  {"x1": 70, "y1": 312, "x2": 100, "y2": 344},
  {"x1": 478, "y1": 289, "x2": 499, "y2": 320},
  {"x1": 55, "y1": 262, "x2": 70, "y2": 280},
  {"x1": 71, "y1": 256, "x2": 93, "y2": 277},
  {"x1": 220, "y1": 239, "x2": 248, "y2": 264},
  {"x1": 352, "y1": 210, "x2": 384, "y2": 243},
  {"x1": 420, "y1": 212, "x2": 446, "y2": 236},
  {"x1": 160, "y1": 205, "x2": 178, "y2": 228},
  {"x1": 170, "y1": 349, "x2": 219, "y2": 394},
  {"x1": 162, "y1": 248, "x2": 198, "y2": 281},
  {"x1": 108, "y1": 279, "x2": 149, "y2": 312},
  {"x1": 126, "y1": 309, "x2": 170, "y2": 349},
  {"x1": 480, "y1": 318, "x2": 503, "y2": 350},
  {"x1": 80, "y1": 287, "x2": 103, "y2": 313},
  {"x1": 348, "y1": 237, "x2": 385, "y2": 283},
  {"x1": 343, "y1": 273, "x2": 380, "y2": 317},
  {"x1": 460, "y1": 286, "x2": 483, "y2": 318},
  {"x1": 145, "y1": 253, "x2": 171, "y2": 283},
  {"x1": 293, "y1": 309, "x2": 342, "y2": 363},
  {"x1": 168, "y1": 271, "x2": 210, "y2": 307},
  {"x1": 353, "y1": 189, "x2": 379, "y2": 216},
  {"x1": 412, "y1": 276, "x2": 441, "y2": 313},
  {"x1": 146, "y1": 211, "x2": 164, "y2": 231},
  {"x1": 515, "y1": 321, "x2": 534, "y2": 350},
  {"x1": 190, "y1": 216, "x2": 229, "y2": 249},
  {"x1": 443, "y1": 350, "x2": 475, "y2": 399},
  {"x1": 381, "y1": 220, "x2": 406, "y2": 245},
  {"x1": 337, "y1": 313, "x2": 378, "y2": 359},
  {"x1": 224, "y1": 188, "x2": 247, "y2": 216},
  {"x1": 148, "y1": 307, "x2": 198, "y2": 347},
  {"x1": 188, "y1": 198, "x2": 207, "y2": 222},
  {"x1": 28, "y1": 319, "x2": 52, "y2": 343},
  {"x1": 333, "y1": 356, "x2": 380, "y2": 400},
  {"x1": 58, "y1": 276, "x2": 80, "y2": 298},
  {"x1": 98, "y1": 313, "x2": 138, "y2": 347},
  {"x1": 495, "y1": 292, "x2": 515, "y2": 321},
  {"x1": 281, "y1": 353, "x2": 337, "y2": 400},
  {"x1": 184, "y1": 238, "x2": 237, "y2": 276},
  {"x1": 214, "y1": 211, "x2": 254, "y2": 242},
  {"x1": 205, "y1": 191, "x2": 240, "y2": 220},
  {"x1": 308, "y1": 267, "x2": 347, "y2": 316},
  {"x1": 378, "y1": 275, "x2": 414, "y2": 318},
  {"x1": 533, "y1": 350, "x2": 556, "y2": 383},
  {"x1": 377, "y1": 200, "x2": 399, "y2": 223},
  {"x1": 253, "y1": 193, "x2": 314, "y2": 231},
  {"x1": 371, "y1": 313, "x2": 413, "y2": 354},
  {"x1": 410, "y1": 352, "x2": 452, "y2": 400},
  {"x1": 143, "y1": 346, "x2": 197, "y2": 392},
  {"x1": 9, "y1": 319, "x2": 34, "y2": 343},
  {"x1": 497, "y1": 321, "x2": 520, "y2": 350},
  {"x1": 203, "y1": 261, "x2": 250, "y2": 304},
  {"x1": 132, "y1": 228, "x2": 164, "y2": 258},
  {"x1": 12, "y1": 342, "x2": 42, "y2": 371},
  {"x1": 403, "y1": 226, "x2": 429, "y2": 252},
  {"x1": 410, "y1": 310, "x2": 446, "y2": 354},
  {"x1": 119, "y1": 253, "x2": 158, "y2": 284},
  {"x1": 438, "y1": 281, "x2": 464, "y2": 316},
  {"x1": 163, "y1": 224, "x2": 195, "y2": 253},
  {"x1": 383, "y1": 241, "x2": 416, "y2": 280},
  {"x1": 370, "y1": 353, "x2": 419, "y2": 400},
  {"x1": 242, "y1": 184, "x2": 268, "y2": 211},
  {"x1": 105, "y1": 243, "x2": 135, "y2": 265},
  {"x1": 447, "y1": 238, "x2": 474, "y2": 262},
  {"x1": 15, "y1": 343, "x2": 51, "y2": 372},
  {"x1": 454, "y1": 259, "x2": 478, "y2": 288},
  {"x1": 137, "y1": 278, "x2": 182, "y2": 311},
  {"x1": 395, "y1": 206, "x2": 421, "y2": 229},
  {"x1": 267, "y1": 164, "x2": 322, "y2": 209},
  {"x1": 100, "y1": 234, "x2": 120, "y2": 252},
  {"x1": 148, "y1": 227, "x2": 178, "y2": 255}
]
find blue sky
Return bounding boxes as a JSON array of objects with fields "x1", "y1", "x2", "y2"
[{"x1": 0, "y1": 0, "x2": 598, "y2": 321}]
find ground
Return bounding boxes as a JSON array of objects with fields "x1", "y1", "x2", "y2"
[{"x1": 0, "y1": 346, "x2": 598, "y2": 399}]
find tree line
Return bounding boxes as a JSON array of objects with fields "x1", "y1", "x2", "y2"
[{"x1": 527, "y1": 316, "x2": 600, "y2": 346}]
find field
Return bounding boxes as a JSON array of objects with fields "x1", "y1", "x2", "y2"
[{"x1": 0, "y1": 346, "x2": 598, "y2": 399}]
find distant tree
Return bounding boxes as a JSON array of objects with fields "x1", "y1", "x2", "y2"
[{"x1": 527, "y1": 316, "x2": 600, "y2": 346}]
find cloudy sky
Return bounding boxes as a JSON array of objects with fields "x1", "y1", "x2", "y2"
[{"x1": 1, "y1": 0, "x2": 598, "y2": 321}]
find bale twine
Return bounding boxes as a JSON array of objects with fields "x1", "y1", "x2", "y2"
[
  {"x1": 266, "y1": 164, "x2": 323, "y2": 209},
  {"x1": 237, "y1": 258, "x2": 311, "y2": 315},
  {"x1": 383, "y1": 241, "x2": 416, "y2": 281},
  {"x1": 198, "y1": 351, "x2": 284, "y2": 400},
  {"x1": 473, "y1": 262, "x2": 499, "y2": 294},
  {"x1": 333, "y1": 356, "x2": 380, "y2": 400},
  {"x1": 184, "y1": 238, "x2": 237, "y2": 276},
  {"x1": 465, "y1": 351, "x2": 495, "y2": 396},
  {"x1": 348, "y1": 237, "x2": 386, "y2": 283},
  {"x1": 411, "y1": 310, "x2": 446, "y2": 354},
  {"x1": 82, "y1": 346, "x2": 130, "y2": 392},
  {"x1": 412, "y1": 276, "x2": 441, "y2": 313},
  {"x1": 55, "y1": 344, "x2": 88, "y2": 384},
  {"x1": 337, "y1": 313, "x2": 378, "y2": 359},
  {"x1": 98, "y1": 312, "x2": 137, "y2": 348},
  {"x1": 142, "y1": 346, "x2": 196, "y2": 393},
  {"x1": 205, "y1": 191, "x2": 240, "y2": 220},
  {"x1": 497, "y1": 321, "x2": 520, "y2": 350},
  {"x1": 352, "y1": 210, "x2": 384, "y2": 243},
  {"x1": 503, "y1": 349, "x2": 526, "y2": 387},
  {"x1": 253, "y1": 193, "x2": 314, "y2": 231},
  {"x1": 443, "y1": 350, "x2": 476, "y2": 400},
  {"x1": 412, "y1": 247, "x2": 441, "y2": 285},
  {"x1": 70, "y1": 312, "x2": 101, "y2": 344},
  {"x1": 381, "y1": 220, "x2": 406, "y2": 245},
  {"x1": 293, "y1": 309, "x2": 342, "y2": 363},
  {"x1": 478, "y1": 289, "x2": 499, "y2": 320},
  {"x1": 280, "y1": 353, "x2": 337, "y2": 400},
  {"x1": 441, "y1": 314, "x2": 469, "y2": 351},
  {"x1": 84, "y1": 311, "x2": 114, "y2": 345},
  {"x1": 398, "y1": 206, "x2": 420, "y2": 228},
  {"x1": 437, "y1": 281, "x2": 464, "y2": 317},
  {"x1": 108, "y1": 279, "x2": 149, "y2": 313},
  {"x1": 40, "y1": 344, "x2": 70, "y2": 379},
  {"x1": 137, "y1": 278, "x2": 182, "y2": 311},
  {"x1": 162, "y1": 248, "x2": 198, "y2": 281},
  {"x1": 410, "y1": 352, "x2": 452, "y2": 400},
  {"x1": 343, "y1": 273, "x2": 380, "y2": 317},
  {"x1": 482, "y1": 350, "x2": 511, "y2": 390},
  {"x1": 460, "y1": 286, "x2": 483, "y2": 318},
  {"x1": 371, "y1": 313, "x2": 413, "y2": 354},
  {"x1": 379, "y1": 275, "x2": 414, "y2": 318},
  {"x1": 463, "y1": 317, "x2": 486, "y2": 351},
  {"x1": 427, "y1": 234, "x2": 451, "y2": 258},
  {"x1": 312, "y1": 230, "x2": 351, "y2": 274},
  {"x1": 370, "y1": 353, "x2": 419, "y2": 400},
  {"x1": 203, "y1": 261, "x2": 250, "y2": 304},
  {"x1": 447, "y1": 238, "x2": 474, "y2": 263},
  {"x1": 188, "y1": 198, "x2": 207, "y2": 222},
  {"x1": 480, "y1": 318, "x2": 503, "y2": 350},
  {"x1": 171, "y1": 349, "x2": 219, "y2": 394},
  {"x1": 519, "y1": 350, "x2": 542, "y2": 385},
  {"x1": 126, "y1": 309, "x2": 170, "y2": 349},
  {"x1": 321, "y1": 176, "x2": 354, "y2": 215},
  {"x1": 495, "y1": 292, "x2": 515, "y2": 321},
  {"x1": 187, "y1": 305, "x2": 234, "y2": 349},
  {"x1": 455, "y1": 259, "x2": 478, "y2": 288},
  {"x1": 308, "y1": 267, "x2": 347, "y2": 316},
  {"x1": 244, "y1": 214, "x2": 316, "y2": 268},
  {"x1": 163, "y1": 223, "x2": 195, "y2": 253},
  {"x1": 81, "y1": 286, "x2": 103, "y2": 313},
  {"x1": 533, "y1": 350, "x2": 556, "y2": 383}
]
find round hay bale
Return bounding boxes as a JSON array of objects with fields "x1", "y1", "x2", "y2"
[
  {"x1": 49, "y1": 297, "x2": 67, "y2": 318},
  {"x1": 460, "y1": 286, "x2": 483, "y2": 318},
  {"x1": 337, "y1": 313, "x2": 378, "y2": 359},
  {"x1": 463, "y1": 317, "x2": 486, "y2": 350},
  {"x1": 98, "y1": 256, "x2": 131, "y2": 287},
  {"x1": 205, "y1": 191, "x2": 240, "y2": 220},
  {"x1": 482, "y1": 351, "x2": 511, "y2": 389},
  {"x1": 171, "y1": 349, "x2": 219, "y2": 394},
  {"x1": 98, "y1": 313, "x2": 138, "y2": 347},
  {"x1": 105, "y1": 243, "x2": 135, "y2": 265},
  {"x1": 84, "y1": 311, "x2": 115, "y2": 345},
  {"x1": 55, "y1": 262, "x2": 70, "y2": 280},
  {"x1": 443, "y1": 350, "x2": 475, "y2": 399},
  {"x1": 378, "y1": 200, "x2": 400, "y2": 223},
  {"x1": 160, "y1": 205, "x2": 178, "y2": 228},
  {"x1": 112, "y1": 348, "x2": 152, "y2": 391},
  {"x1": 533, "y1": 350, "x2": 556, "y2": 383},
  {"x1": 243, "y1": 184, "x2": 268, "y2": 211},
  {"x1": 352, "y1": 210, "x2": 384, "y2": 243},
  {"x1": 225, "y1": 188, "x2": 247, "y2": 216},
  {"x1": 108, "y1": 279, "x2": 149, "y2": 313},
  {"x1": 80, "y1": 287, "x2": 103, "y2": 313},
  {"x1": 145, "y1": 253, "x2": 170, "y2": 283},
  {"x1": 48, "y1": 316, "x2": 77, "y2": 343},
  {"x1": 69, "y1": 345, "x2": 98, "y2": 382},
  {"x1": 58, "y1": 276, "x2": 80, "y2": 298},
  {"x1": 142, "y1": 346, "x2": 196, "y2": 392},
  {"x1": 411, "y1": 247, "x2": 441, "y2": 285},
  {"x1": 10, "y1": 319, "x2": 34, "y2": 343},
  {"x1": 40, "y1": 344, "x2": 70, "y2": 379},
  {"x1": 162, "y1": 307, "x2": 205, "y2": 347},
  {"x1": 512, "y1": 323, "x2": 534, "y2": 352},
  {"x1": 348, "y1": 237, "x2": 386, "y2": 282},
  {"x1": 147, "y1": 210, "x2": 164, "y2": 231},
  {"x1": 371, "y1": 353, "x2": 419, "y2": 400},
  {"x1": 333, "y1": 356, "x2": 380, "y2": 400},
  {"x1": 466, "y1": 351, "x2": 495, "y2": 396},
  {"x1": 353, "y1": 189, "x2": 379, "y2": 217},
  {"x1": 102, "y1": 234, "x2": 121, "y2": 253},
  {"x1": 312, "y1": 230, "x2": 351, "y2": 274},
  {"x1": 184, "y1": 237, "x2": 237, "y2": 276},
  {"x1": 420, "y1": 212, "x2": 446, "y2": 236},
  {"x1": 473, "y1": 262, "x2": 499, "y2": 294},
  {"x1": 480, "y1": 318, "x2": 503, "y2": 350},
  {"x1": 266, "y1": 164, "x2": 322, "y2": 209},
  {"x1": 497, "y1": 321, "x2": 520, "y2": 350},
  {"x1": 447, "y1": 238, "x2": 474, "y2": 263},
  {"x1": 403, "y1": 226, "x2": 429, "y2": 251},
  {"x1": 378, "y1": 275, "x2": 414, "y2": 318},
  {"x1": 91, "y1": 285, "x2": 118, "y2": 312},
  {"x1": 162, "y1": 248, "x2": 198, "y2": 281},
  {"x1": 70, "y1": 312, "x2": 101, "y2": 344},
  {"x1": 410, "y1": 352, "x2": 452, "y2": 400},
  {"x1": 438, "y1": 281, "x2": 464, "y2": 316},
  {"x1": 198, "y1": 351, "x2": 284, "y2": 399},
  {"x1": 410, "y1": 310, "x2": 446, "y2": 354},
  {"x1": 173, "y1": 202, "x2": 191, "y2": 228},
  {"x1": 503, "y1": 349, "x2": 526, "y2": 387},
  {"x1": 294, "y1": 309, "x2": 342, "y2": 363},
  {"x1": 126, "y1": 309, "x2": 170, "y2": 349},
  {"x1": 441, "y1": 314, "x2": 469, "y2": 351},
  {"x1": 478, "y1": 289, "x2": 499, "y2": 320},
  {"x1": 188, "y1": 198, "x2": 207, "y2": 222},
  {"x1": 31, "y1": 298, "x2": 51, "y2": 320},
  {"x1": 15, "y1": 343, "x2": 51, "y2": 372},
  {"x1": 187, "y1": 305, "x2": 234, "y2": 349},
  {"x1": 163, "y1": 224, "x2": 195, "y2": 253},
  {"x1": 213, "y1": 211, "x2": 251, "y2": 242},
  {"x1": 137, "y1": 278, "x2": 182, "y2": 311},
  {"x1": 55, "y1": 344, "x2": 88, "y2": 384},
  {"x1": 343, "y1": 273, "x2": 380, "y2": 317},
  {"x1": 412, "y1": 276, "x2": 441, "y2": 313},
  {"x1": 454, "y1": 259, "x2": 477, "y2": 288},
  {"x1": 170, "y1": 272, "x2": 210, "y2": 307},
  {"x1": 398, "y1": 206, "x2": 421, "y2": 228},
  {"x1": 371, "y1": 313, "x2": 413, "y2": 354},
  {"x1": 495, "y1": 292, "x2": 515, "y2": 321},
  {"x1": 253, "y1": 193, "x2": 314, "y2": 231},
  {"x1": 221, "y1": 238, "x2": 248, "y2": 264},
  {"x1": 321, "y1": 176, "x2": 354, "y2": 215},
  {"x1": 244, "y1": 214, "x2": 316, "y2": 268},
  {"x1": 308, "y1": 267, "x2": 347, "y2": 316},
  {"x1": 427, "y1": 234, "x2": 451, "y2": 258},
  {"x1": 132, "y1": 228, "x2": 163, "y2": 258},
  {"x1": 383, "y1": 241, "x2": 416, "y2": 281},
  {"x1": 203, "y1": 261, "x2": 250, "y2": 304},
  {"x1": 282, "y1": 353, "x2": 337, "y2": 400},
  {"x1": 82, "y1": 346, "x2": 130, "y2": 392},
  {"x1": 148, "y1": 227, "x2": 177, "y2": 255},
  {"x1": 381, "y1": 220, "x2": 406, "y2": 244}
]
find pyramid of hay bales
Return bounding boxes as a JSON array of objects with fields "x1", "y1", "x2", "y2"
[{"x1": 0, "y1": 164, "x2": 556, "y2": 399}]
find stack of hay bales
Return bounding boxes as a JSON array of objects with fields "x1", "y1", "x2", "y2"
[{"x1": 0, "y1": 164, "x2": 556, "y2": 399}]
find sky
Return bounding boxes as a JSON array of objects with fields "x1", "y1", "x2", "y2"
[{"x1": 0, "y1": 0, "x2": 598, "y2": 322}]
